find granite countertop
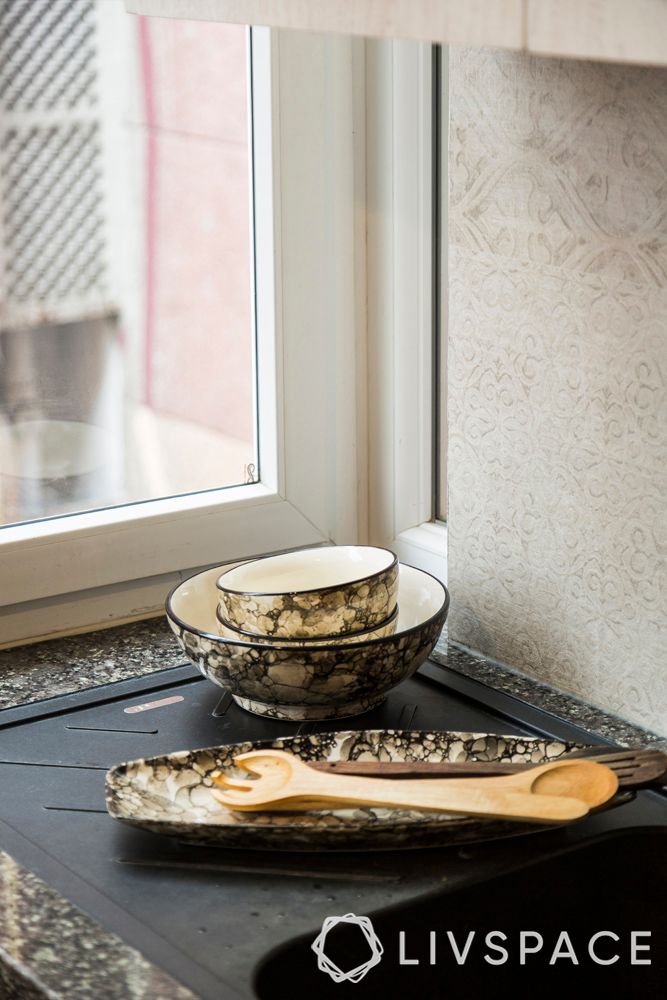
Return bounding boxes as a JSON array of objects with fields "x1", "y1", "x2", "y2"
[
  {"x1": 0, "y1": 620, "x2": 184, "y2": 712},
  {"x1": 2, "y1": 618, "x2": 664, "y2": 749},
  {"x1": 0, "y1": 618, "x2": 664, "y2": 998}
]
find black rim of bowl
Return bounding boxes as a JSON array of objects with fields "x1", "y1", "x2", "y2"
[{"x1": 215, "y1": 545, "x2": 399, "y2": 598}]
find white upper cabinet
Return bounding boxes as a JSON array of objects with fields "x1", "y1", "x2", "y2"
[
  {"x1": 526, "y1": 0, "x2": 667, "y2": 67},
  {"x1": 124, "y1": 1, "x2": 525, "y2": 49},
  {"x1": 126, "y1": 0, "x2": 667, "y2": 68}
]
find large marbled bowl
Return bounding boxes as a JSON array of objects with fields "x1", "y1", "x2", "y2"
[
  {"x1": 215, "y1": 545, "x2": 398, "y2": 640},
  {"x1": 166, "y1": 563, "x2": 449, "y2": 721},
  {"x1": 106, "y1": 729, "x2": 589, "y2": 851}
]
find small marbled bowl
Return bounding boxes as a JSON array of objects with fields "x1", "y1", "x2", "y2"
[
  {"x1": 167, "y1": 563, "x2": 448, "y2": 720},
  {"x1": 215, "y1": 545, "x2": 398, "y2": 640},
  {"x1": 215, "y1": 602, "x2": 398, "y2": 646}
]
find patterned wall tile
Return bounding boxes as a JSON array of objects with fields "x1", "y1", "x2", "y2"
[
  {"x1": 448, "y1": 49, "x2": 667, "y2": 734},
  {"x1": 450, "y1": 48, "x2": 667, "y2": 287}
]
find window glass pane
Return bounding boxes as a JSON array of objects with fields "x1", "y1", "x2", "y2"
[
  {"x1": 0, "y1": 0, "x2": 256, "y2": 527},
  {"x1": 436, "y1": 44, "x2": 447, "y2": 522}
]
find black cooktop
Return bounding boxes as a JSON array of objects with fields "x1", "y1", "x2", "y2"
[{"x1": 0, "y1": 661, "x2": 665, "y2": 998}]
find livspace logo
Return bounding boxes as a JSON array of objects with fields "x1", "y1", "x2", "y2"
[
  {"x1": 312, "y1": 914, "x2": 652, "y2": 984},
  {"x1": 312, "y1": 913, "x2": 384, "y2": 983}
]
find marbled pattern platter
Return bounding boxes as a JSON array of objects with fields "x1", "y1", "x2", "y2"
[{"x1": 106, "y1": 729, "x2": 589, "y2": 851}]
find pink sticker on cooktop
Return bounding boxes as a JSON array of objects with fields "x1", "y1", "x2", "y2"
[{"x1": 124, "y1": 695, "x2": 185, "y2": 714}]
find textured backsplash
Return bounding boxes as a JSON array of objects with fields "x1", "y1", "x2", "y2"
[{"x1": 447, "y1": 48, "x2": 666, "y2": 734}]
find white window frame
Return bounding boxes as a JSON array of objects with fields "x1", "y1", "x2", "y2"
[
  {"x1": 0, "y1": 24, "x2": 446, "y2": 648},
  {"x1": 365, "y1": 38, "x2": 447, "y2": 583}
]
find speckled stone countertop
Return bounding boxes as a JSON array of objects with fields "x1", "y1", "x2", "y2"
[
  {"x1": 0, "y1": 617, "x2": 664, "y2": 998},
  {"x1": 2, "y1": 618, "x2": 662, "y2": 749},
  {"x1": 0, "y1": 619, "x2": 184, "y2": 712}
]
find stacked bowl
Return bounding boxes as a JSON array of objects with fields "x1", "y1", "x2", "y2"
[{"x1": 166, "y1": 546, "x2": 449, "y2": 721}]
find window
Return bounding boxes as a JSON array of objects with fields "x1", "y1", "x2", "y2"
[
  {"x1": 0, "y1": 12, "x2": 444, "y2": 647},
  {"x1": 435, "y1": 44, "x2": 448, "y2": 523},
  {"x1": 0, "y1": 2, "x2": 256, "y2": 529}
]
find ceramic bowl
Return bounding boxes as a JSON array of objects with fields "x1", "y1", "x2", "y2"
[
  {"x1": 167, "y1": 563, "x2": 448, "y2": 721},
  {"x1": 215, "y1": 602, "x2": 398, "y2": 646},
  {"x1": 215, "y1": 545, "x2": 398, "y2": 640}
]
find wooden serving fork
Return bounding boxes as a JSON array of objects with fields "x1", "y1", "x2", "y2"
[{"x1": 210, "y1": 749, "x2": 618, "y2": 825}]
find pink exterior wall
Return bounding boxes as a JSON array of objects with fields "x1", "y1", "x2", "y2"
[{"x1": 138, "y1": 18, "x2": 253, "y2": 443}]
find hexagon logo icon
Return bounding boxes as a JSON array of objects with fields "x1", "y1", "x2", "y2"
[{"x1": 312, "y1": 912, "x2": 384, "y2": 983}]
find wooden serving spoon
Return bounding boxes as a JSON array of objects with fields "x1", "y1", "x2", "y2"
[{"x1": 210, "y1": 750, "x2": 618, "y2": 825}]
